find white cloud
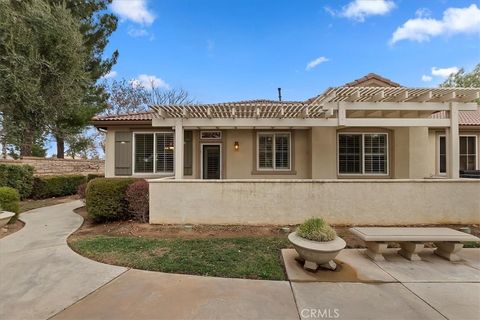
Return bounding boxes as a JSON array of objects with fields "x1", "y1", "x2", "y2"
[
  {"x1": 431, "y1": 66, "x2": 459, "y2": 78},
  {"x1": 131, "y1": 74, "x2": 170, "y2": 90},
  {"x1": 102, "y1": 71, "x2": 117, "y2": 79},
  {"x1": 390, "y1": 4, "x2": 480, "y2": 44},
  {"x1": 127, "y1": 27, "x2": 149, "y2": 37},
  {"x1": 421, "y1": 75, "x2": 432, "y2": 82},
  {"x1": 305, "y1": 56, "x2": 329, "y2": 71},
  {"x1": 111, "y1": 0, "x2": 155, "y2": 25},
  {"x1": 340, "y1": 0, "x2": 396, "y2": 22}
]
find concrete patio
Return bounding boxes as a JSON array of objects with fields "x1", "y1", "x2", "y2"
[{"x1": 0, "y1": 201, "x2": 479, "y2": 320}]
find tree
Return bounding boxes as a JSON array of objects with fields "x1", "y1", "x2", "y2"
[
  {"x1": 441, "y1": 64, "x2": 480, "y2": 88},
  {"x1": 148, "y1": 87, "x2": 196, "y2": 105},
  {"x1": 103, "y1": 79, "x2": 149, "y2": 116},
  {"x1": 47, "y1": 0, "x2": 118, "y2": 158},
  {"x1": 65, "y1": 132, "x2": 98, "y2": 159}
]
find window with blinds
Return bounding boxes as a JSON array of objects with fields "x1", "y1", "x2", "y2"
[
  {"x1": 258, "y1": 133, "x2": 290, "y2": 170},
  {"x1": 134, "y1": 132, "x2": 175, "y2": 174},
  {"x1": 338, "y1": 133, "x2": 388, "y2": 175},
  {"x1": 134, "y1": 133, "x2": 154, "y2": 173},
  {"x1": 156, "y1": 133, "x2": 174, "y2": 173},
  {"x1": 460, "y1": 136, "x2": 477, "y2": 171}
]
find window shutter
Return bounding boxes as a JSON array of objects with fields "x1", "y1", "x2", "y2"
[
  {"x1": 115, "y1": 131, "x2": 132, "y2": 176},
  {"x1": 184, "y1": 131, "x2": 193, "y2": 175}
]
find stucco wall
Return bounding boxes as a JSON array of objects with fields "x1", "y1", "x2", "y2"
[
  {"x1": 0, "y1": 157, "x2": 104, "y2": 176},
  {"x1": 149, "y1": 179, "x2": 480, "y2": 225},
  {"x1": 310, "y1": 127, "x2": 337, "y2": 179},
  {"x1": 393, "y1": 127, "x2": 431, "y2": 178}
]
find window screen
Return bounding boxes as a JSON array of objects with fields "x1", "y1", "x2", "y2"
[
  {"x1": 134, "y1": 134, "x2": 154, "y2": 173},
  {"x1": 275, "y1": 134, "x2": 290, "y2": 169},
  {"x1": 156, "y1": 133, "x2": 174, "y2": 173},
  {"x1": 338, "y1": 134, "x2": 362, "y2": 174},
  {"x1": 258, "y1": 134, "x2": 274, "y2": 169},
  {"x1": 439, "y1": 136, "x2": 446, "y2": 173}
]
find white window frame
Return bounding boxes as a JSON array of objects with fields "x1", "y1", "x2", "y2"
[
  {"x1": 132, "y1": 132, "x2": 174, "y2": 175},
  {"x1": 459, "y1": 134, "x2": 478, "y2": 171},
  {"x1": 337, "y1": 132, "x2": 389, "y2": 176},
  {"x1": 200, "y1": 143, "x2": 222, "y2": 179},
  {"x1": 256, "y1": 132, "x2": 291, "y2": 171}
]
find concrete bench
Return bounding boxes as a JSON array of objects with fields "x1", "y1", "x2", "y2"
[{"x1": 349, "y1": 227, "x2": 479, "y2": 262}]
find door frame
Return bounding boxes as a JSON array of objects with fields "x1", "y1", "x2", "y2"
[{"x1": 200, "y1": 143, "x2": 222, "y2": 179}]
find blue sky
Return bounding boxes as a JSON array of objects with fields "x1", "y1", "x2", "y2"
[{"x1": 103, "y1": 0, "x2": 480, "y2": 103}]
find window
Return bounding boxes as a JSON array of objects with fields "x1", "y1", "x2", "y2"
[
  {"x1": 156, "y1": 133, "x2": 174, "y2": 173},
  {"x1": 338, "y1": 133, "x2": 388, "y2": 175},
  {"x1": 460, "y1": 136, "x2": 477, "y2": 171},
  {"x1": 257, "y1": 133, "x2": 290, "y2": 170},
  {"x1": 438, "y1": 135, "x2": 478, "y2": 173},
  {"x1": 134, "y1": 132, "x2": 174, "y2": 174}
]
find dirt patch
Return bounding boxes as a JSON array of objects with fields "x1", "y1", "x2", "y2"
[
  {"x1": 20, "y1": 195, "x2": 79, "y2": 213},
  {"x1": 70, "y1": 206, "x2": 479, "y2": 249},
  {"x1": 0, "y1": 219, "x2": 25, "y2": 239}
]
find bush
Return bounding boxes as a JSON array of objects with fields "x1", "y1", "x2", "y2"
[
  {"x1": 31, "y1": 175, "x2": 86, "y2": 199},
  {"x1": 87, "y1": 174, "x2": 104, "y2": 182},
  {"x1": 86, "y1": 178, "x2": 138, "y2": 222},
  {"x1": 297, "y1": 217, "x2": 336, "y2": 242},
  {"x1": 125, "y1": 180, "x2": 149, "y2": 222},
  {"x1": 0, "y1": 164, "x2": 35, "y2": 199},
  {"x1": 0, "y1": 187, "x2": 20, "y2": 215}
]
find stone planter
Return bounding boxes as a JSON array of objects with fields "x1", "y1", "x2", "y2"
[
  {"x1": 0, "y1": 211, "x2": 15, "y2": 228},
  {"x1": 288, "y1": 231, "x2": 346, "y2": 271}
]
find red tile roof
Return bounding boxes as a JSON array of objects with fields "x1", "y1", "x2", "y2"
[
  {"x1": 344, "y1": 73, "x2": 402, "y2": 87},
  {"x1": 430, "y1": 108, "x2": 480, "y2": 126},
  {"x1": 91, "y1": 111, "x2": 154, "y2": 121}
]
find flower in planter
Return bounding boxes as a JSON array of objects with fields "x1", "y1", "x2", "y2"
[{"x1": 296, "y1": 217, "x2": 336, "y2": 242}]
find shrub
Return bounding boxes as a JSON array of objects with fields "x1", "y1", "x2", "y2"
[
  {"x1": 86, "y1": 178, "x2": 138, "y2": 222},
  {"x1": 0, "y1": 164, "x2": 35, "y2": 199},
  {"x1": 297, "y1": 217, "x2": 336, "y2": 242},
  {"x1": 31, "y1": 175, "x2": 86, "y2": 199},
  {"x1": 125, "y1": 180, "x2": 149, "y2": 222},
  {"x1": 87, "y1": 174, "x2": 104, "y2": 182},
  {"x1": 0, "y1": 187, "x2": 20, "y2": 215}
]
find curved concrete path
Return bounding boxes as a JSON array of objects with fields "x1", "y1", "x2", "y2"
[{"x1": 0, "y1": 201, "x2": 127, "y2": 320}]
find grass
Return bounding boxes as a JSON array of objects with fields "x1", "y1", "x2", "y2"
[
  {"x1": 70, "y1": 235, "x2": 291, "y2": 280},
  {"x1": 19, "y1": 196, "x2": 76, "y2": 213}
]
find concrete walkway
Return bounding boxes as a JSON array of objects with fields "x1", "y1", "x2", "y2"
[
  {"x1": 0, "y1": 201, "x2": 127, "y2": 320},
  {"x1": 1, "y1": 201, "x2": 479, "y2": 320}
]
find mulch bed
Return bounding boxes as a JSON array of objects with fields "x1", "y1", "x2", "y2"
[{"x1": 70, "y1": 206, "x2": 479, "y2": 249}]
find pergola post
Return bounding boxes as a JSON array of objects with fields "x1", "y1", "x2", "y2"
[
  {"x1": 447, "y1": 102, "x2": 459, "y2": 179},
  {"x1": 174, "y1": 120, "x2": 184, "y2": 179}
]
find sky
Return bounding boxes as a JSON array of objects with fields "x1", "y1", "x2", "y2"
[{"x1": 103, "y1": 0, "x2": 480, "y2": 103}]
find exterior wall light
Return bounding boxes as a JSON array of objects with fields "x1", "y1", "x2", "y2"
[{"x1": 234, "y1": 141, "x2": 239, "y2": 151}]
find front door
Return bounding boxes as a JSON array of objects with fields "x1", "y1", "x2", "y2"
[{"x1": 202, "y1": 144, "x2": 221, "y2": 179}]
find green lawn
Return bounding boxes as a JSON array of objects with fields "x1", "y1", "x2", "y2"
[{"x1": 70, "y1": 235, "x2": 291, "y2": 280}]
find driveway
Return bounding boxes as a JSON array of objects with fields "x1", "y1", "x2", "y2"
[{"x1": 1, "y1": 201, "x2": 479, "y2": 320}]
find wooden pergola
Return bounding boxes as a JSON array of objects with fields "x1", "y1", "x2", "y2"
[{"x1": 150, "y1": 86, "x2": 480, "y2": 179}]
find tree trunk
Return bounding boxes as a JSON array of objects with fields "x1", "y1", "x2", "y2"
[
  {"x1": 56, "y1": 135, "x2": 65, "y2": 159},
  {"x1": 20, "y1": 127, "x2": 35, "y2": 157}
]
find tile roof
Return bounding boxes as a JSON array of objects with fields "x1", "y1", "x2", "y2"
[
  {"x1": 91, "y1": 111, "x2": 154, "y2": 121},
  {"x1": 430, "y1": 108, "x2": 480, "y2": 126},
  {"x1": 344, "y1": 73, "x2": 402, "y2": 87}
]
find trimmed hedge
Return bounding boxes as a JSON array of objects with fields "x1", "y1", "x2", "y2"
[
  {"x1": 31, "y1": 175, "x2": 86, "y2": 199},
  {"x1": 0, "y1": 164, "x2": 35, "y2": 199},
  {"x1": 87, "y1": 174, "x2": 104, "y2": 182},
  {"x1": 86, "y1": 178, "x2": 138, "y2": 222},
  {"x1": 0, "y1": 187, "x2": 20, "y2": 214}
]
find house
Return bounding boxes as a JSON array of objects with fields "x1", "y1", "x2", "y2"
[{"x1": 92, "y1": 74, "x2": 480, "y2": 226}]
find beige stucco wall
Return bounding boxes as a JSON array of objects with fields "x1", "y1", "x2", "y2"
[
  {"x1": 393, "y1": 127, "x2": 431, "y2": 178},
  {"x1": 310, "y1": 127, "x2": 337, "y2": 179},
  {"x1": 149, "y1": 179, "x2": 480, "y2": 225},
  {"x1": 104, "y1": 129, "x2": 115, "y2": 178}
]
